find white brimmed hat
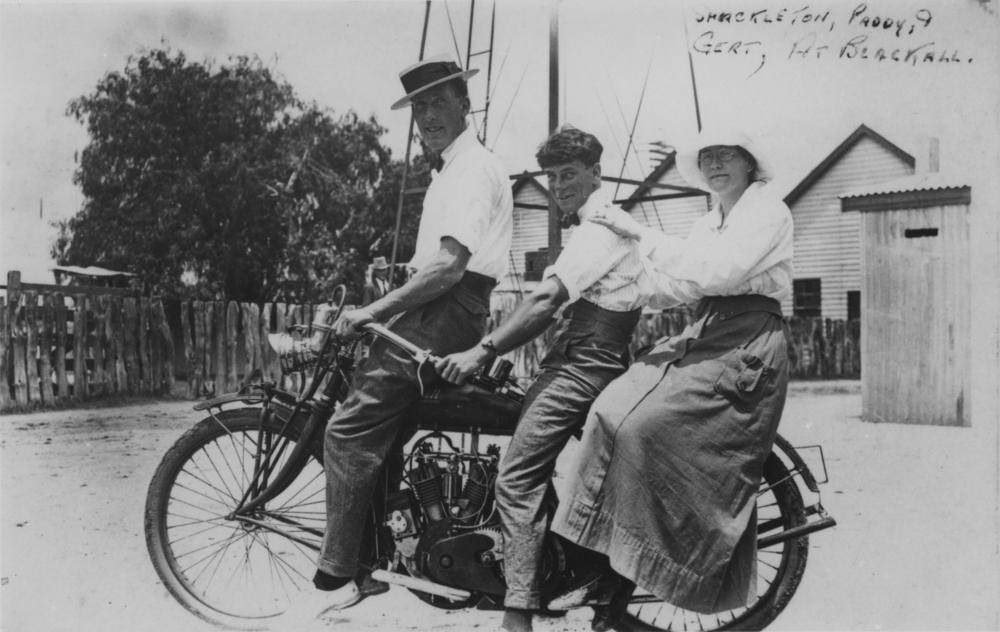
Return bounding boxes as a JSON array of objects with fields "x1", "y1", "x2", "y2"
[
  {"x1": 675, "y1": 126, "x2": 775, "y2": 191},
  {"x1": 390, "y1": 54, "x2": 478, "y2": 110}
]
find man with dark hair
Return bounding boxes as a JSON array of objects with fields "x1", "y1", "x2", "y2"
[
  {"x1": 435, "y1": 126, "x2": 650, "y2": 632},
  {"x1": 286, "y1": 54, "x2": 513, "y2": 624}
]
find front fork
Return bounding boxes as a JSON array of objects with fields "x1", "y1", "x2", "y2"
[{"x1": 221, "y1": 368, "x2": 345, "y2": 520}]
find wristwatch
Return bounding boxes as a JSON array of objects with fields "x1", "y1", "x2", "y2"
[{"x1": 479, "y1": 336, "x2": 499, "y2": 357}]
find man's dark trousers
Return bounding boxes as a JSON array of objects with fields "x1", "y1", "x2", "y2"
[
  {"x1": 317, "y1": 272, "x2": 494, "y2": 578},
  {"x1": 496, "y1": 299, "x2": 641, "y2": 610}
]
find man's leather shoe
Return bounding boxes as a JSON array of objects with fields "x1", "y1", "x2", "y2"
[
  {"x1": 356, "y1": 572, "x2": 390, "y2": 598},
  {"x1": 546, "y1": 573, "x2": 618, "y2": 610}
]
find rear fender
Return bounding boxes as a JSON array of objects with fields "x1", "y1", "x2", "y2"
[{"x1": 772, "y1": 434, "x2": 822, "y2": 493}]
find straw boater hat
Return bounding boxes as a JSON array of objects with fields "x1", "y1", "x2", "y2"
[
  {"x1": 674, "y1": 126, "x2": 775, "y2": 192},
  {"x1": 371, "y1": 256, "x2": 390, "y2": 270},
  {"x1": 391, "y1": 54, "x2": 479, "y2": 110}
]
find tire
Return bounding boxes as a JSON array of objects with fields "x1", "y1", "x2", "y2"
[
  {"x1": 617, "y1": 453, "x2": 809, "y2": 631},
  {"x1": 144, "y1": 408, "x2": 326, "y2": 630}
]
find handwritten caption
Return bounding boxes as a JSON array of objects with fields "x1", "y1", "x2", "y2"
[{"x1": 689, "y1": 3, "x2": 973, "y2": 77}]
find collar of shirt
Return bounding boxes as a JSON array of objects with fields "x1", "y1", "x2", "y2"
[
  {"x1": 432, "y1": 123, "x2": 477, "y2": 177},
  {"x1": 708, "y1": 180, "x2": 766, "y2": 232},
  {"x1": 576, "y1": 186, "x2": 613, "y2": 222}
]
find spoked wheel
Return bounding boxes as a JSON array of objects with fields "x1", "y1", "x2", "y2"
[
  {"x1": 618, "y1": 454, "x2": 808, "y2": 631},
  {"x1": 144, "y1": 408, "x2": 326, "y2": 630}
]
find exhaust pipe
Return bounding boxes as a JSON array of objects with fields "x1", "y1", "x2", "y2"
[{"x1": 370, "y1": 569, "x2": 471, "y2": 602}]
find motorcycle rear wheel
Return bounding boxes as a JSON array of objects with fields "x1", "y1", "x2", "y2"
[
  {"x1": 617, "y1": 453, "x2": 809, "y2": 632},
  {"x1": 144, "y1": 408, "x2": 326, "y2": 630}
]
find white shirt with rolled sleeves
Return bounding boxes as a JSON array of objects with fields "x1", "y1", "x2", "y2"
[
  {"x1": 639, "y1": 181, "x2": 793, "y2": 309},
  {"x1": 544, "y1": 188, "x2": 651, "y2": 312},
  {"x1": 408, "y1": 126, "x2": 513, "y2": 280}
]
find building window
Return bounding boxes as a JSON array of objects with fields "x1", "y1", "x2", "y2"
[
  {"x1": 793, "y1": 278, "x2": 822, "y2": 318},
  {"x1": 523, "y1": 248, "x2": 548, "y2": 282},
  {"x1": 847, "y1": 291, "x2": 860, "y2": 321}
]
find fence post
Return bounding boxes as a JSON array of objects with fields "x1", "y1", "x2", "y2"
[
  {"x1": 145, "y1": 299, "x2": 159, "y2": 393},
  {"x1": 39, "y1": 294, "x2": 55, "y2": 403},
  {"x1": 225, "y1": 301, "x2": 239, "y2": 392},
  {"x1": 73, "y1": 294, "x2": 88, "y2": 399},
  {"x1": 0, "y1": 297, "x2": 10, "y2": 410},
  {"x1": 54, "y1": 293, "x2": 68, "y2": 400},
  {"x1": 23, "y1": 292, "x2": 39, "y2": 404},
  {"x1": 112, "y1": 297, "x2": 126, "y2": 393},
  {"x1": 194, "y1": 301, "x2": 209, "y2": 397},
  {"x1": 181, "y1": 301, "x2": 197, "y2": 397},
  {"x1": 241, "y1": 302, "x2": 259, "y2": 382},
  {"x1": 125, "y1": 297, "x2": 141, "y2": 394},
  {"x1": 138, "y1": 297, "x2": 150, "y2": 393},
  {"x1": 11, "y1": 299, "x2": 27, "y2": 406},
  {"x1": 6, "y1": 271, "x2": 20, "y2": 297},
  {"x1": 210, "y1": 301, "x2": 223, "y2": 395},
  {"x1": 153, "y1": 299, "x2": 174, "y2": 394},
  {"x1": 91, "y1": 295, "x2": 107, "y2": 396}
]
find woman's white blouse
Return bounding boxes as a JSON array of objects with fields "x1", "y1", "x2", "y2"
[{"x1": 639, "y1": 181, "x2": 794, "y2": 309}]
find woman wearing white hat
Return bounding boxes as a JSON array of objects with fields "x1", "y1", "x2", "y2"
[{"x1": 546, "y1": 127, "x2": 794, "y2": 628}]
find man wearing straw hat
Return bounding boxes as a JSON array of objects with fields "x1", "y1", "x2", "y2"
[
  {"x1": 361, "y1": 256, "x2": 392, "y2": 306},
  {"x1": 287, "y1": 54, "x2": 513, "y2": 622}
]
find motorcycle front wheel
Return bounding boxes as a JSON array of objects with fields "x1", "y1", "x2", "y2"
[
  {"x1": 144, "y1": 407, "x2": 326, "y2": 630},
  {"x1": 618, "y1": 453, "x2": 809, "y2": 632}
]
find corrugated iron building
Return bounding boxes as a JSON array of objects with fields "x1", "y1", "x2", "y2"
[{"x1": 841, "y1": 174, "x2": 972, "y2": 426}]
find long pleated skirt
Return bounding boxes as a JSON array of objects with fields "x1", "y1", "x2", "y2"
[{"x1": 550, "y1": 294, "x2": 790, "y2": 613}]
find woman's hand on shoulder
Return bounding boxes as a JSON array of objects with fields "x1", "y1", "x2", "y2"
[{"x1": 588, "y1": 210, "x2": 643, "y2": 240}]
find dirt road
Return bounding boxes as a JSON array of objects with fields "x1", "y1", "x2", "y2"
[{"x1": 2, "y1": 384, "x2": 998, "y2": 631}]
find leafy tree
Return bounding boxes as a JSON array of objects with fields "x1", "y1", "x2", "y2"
[{"x1": 55, "y1": 47, "x2": 428, "y2": 303}]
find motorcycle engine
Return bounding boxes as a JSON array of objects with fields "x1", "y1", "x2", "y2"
[{"x1": 383, "y1": 439, "x2": 506, "y2": 597}]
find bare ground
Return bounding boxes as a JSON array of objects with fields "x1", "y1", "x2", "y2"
[{"x1": 1, "y1": 383, "x2": 998, "y2": 631}]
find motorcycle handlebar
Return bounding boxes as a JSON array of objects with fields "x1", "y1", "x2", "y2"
[
  {"x1": 360, "y1": 322, "x2": 440, "y2": 364},
  {"x1": 357, "y1": 322, "x2": 516, "y2": 393}
]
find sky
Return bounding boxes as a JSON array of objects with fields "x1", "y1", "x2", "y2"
[{"x1": 1, "y1": 0, "x2": 998, "y2": 282}]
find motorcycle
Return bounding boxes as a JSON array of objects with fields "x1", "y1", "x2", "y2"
[{"x1": 143, "y1": 286, "x2": 836, "y2": 631}]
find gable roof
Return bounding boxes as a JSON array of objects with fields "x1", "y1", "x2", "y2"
[
  {"x1": 510, "y1": 171, "x2": 547, "y2": 197},
  {"x1": 783, "y1": 123, "x2": 914, "y2": 206},
  {"x1": 620, "y1": 153, "x2": 681, "y2": 211},
  {"x1": 510, "y1": 171, "x2": 550, "y2": 210}
]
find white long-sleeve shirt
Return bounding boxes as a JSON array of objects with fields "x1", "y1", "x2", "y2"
[
  {"x1": 639, "y1": 182, "x2": 793, "y2": 309},
  {"x1": 543, "y1": 188, "x2": 652, "y2": 312}
]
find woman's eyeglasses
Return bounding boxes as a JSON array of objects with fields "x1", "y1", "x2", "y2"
[{"x1": 698, "y1": 147, "x2": 740, "y2": 167}]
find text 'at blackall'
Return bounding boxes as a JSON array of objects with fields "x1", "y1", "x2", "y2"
[{"x1": 838, "y1": 36, "x2": 972, "y2": 65}]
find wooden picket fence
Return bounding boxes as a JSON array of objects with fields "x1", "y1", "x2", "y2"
[
  {"x1": 0, "y1": 291, "x2": 173, "y2": 410},
  {"x1": 0, "y1": 286, "x2": 861, "y2": 412},
  {"x1": 0, "y1": 287, "x2": 323, "y2": 411}
]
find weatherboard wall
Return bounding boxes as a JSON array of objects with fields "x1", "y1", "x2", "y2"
[{"x1": 787, "y1": 136, "x2": 914, "y2": 319}]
